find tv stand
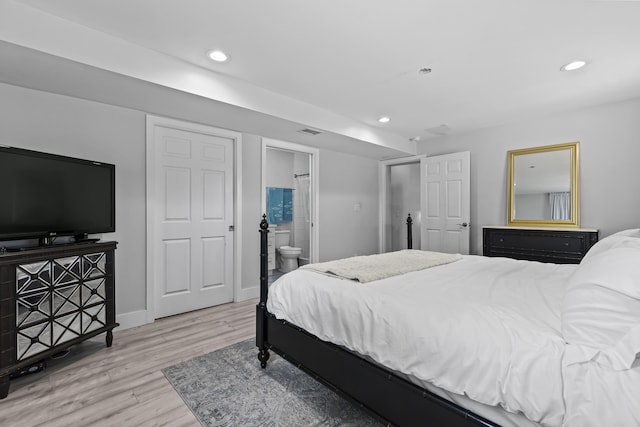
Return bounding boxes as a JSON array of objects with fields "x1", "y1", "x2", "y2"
[
  {"x1": 76, "y1": 238, "x2": 101, "y2": 244},
  {"x1": 73, "y1": 233, "x2": 100, "y2": 244},
  {"x1": 0, "y1": 241, "x2": 118, "y2": 398},
  {"x1": 2, "y1": 247, "x2": 35, "y2": 253}
]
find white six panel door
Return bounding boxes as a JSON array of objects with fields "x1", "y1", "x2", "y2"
[
  {"x1": 153, "y1": 125, "x2": 234, "y2": 318},
  {"x1": 420, "y1": 152, "x2": 470, "y2": 254}
]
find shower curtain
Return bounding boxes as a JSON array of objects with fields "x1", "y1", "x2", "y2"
[
  {"x1": 294, "y1": 175, "x2": 311, "y2": 260},
  {"x1": 295, "y1": 175, "x2": 311, "y2": 222}
]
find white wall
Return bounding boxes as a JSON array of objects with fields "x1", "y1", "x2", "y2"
[{"x1": 416, "y1": 97, "x2": 640, "y2": 254}]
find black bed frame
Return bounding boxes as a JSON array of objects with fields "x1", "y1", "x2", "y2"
[{"x1": 256, "y1": 214, "x2": 499, "y2": 427}]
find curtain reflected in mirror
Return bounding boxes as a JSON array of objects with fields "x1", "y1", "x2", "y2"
[
  {"x1": 549, "y1": 192, "x2": 570, "y2": 220},
  {"x1": 508, "y1": 142, "x2": 580, "y2": 227}
]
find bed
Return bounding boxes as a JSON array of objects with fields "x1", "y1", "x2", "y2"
[{"x1": 256, "y1": 215, "x2": 640, "y2": 426}]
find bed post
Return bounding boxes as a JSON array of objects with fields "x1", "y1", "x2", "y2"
[
  {"x1": 256, "y1": 214, "x2": 271, "y2": 368},
  {"x1": 407, "y1": 213, "x2": 413, "y2": 249}
]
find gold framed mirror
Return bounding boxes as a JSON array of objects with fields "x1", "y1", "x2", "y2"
[{"x1": 507, "y1": 142, "x2": 580, "y2": 227}]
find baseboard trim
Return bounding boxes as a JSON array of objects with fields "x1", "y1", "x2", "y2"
[
  {"x1": 116, "y1": 309, "x2": 150, "y2": 330},
  {"x1": 116, "y1": 290, "x2": 258, "y2": 330},
  {"x1": 237, "y1": 285, "x2": 259, "y2": 302}
]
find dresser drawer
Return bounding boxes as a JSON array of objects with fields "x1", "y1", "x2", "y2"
[
  {"x1": 487, "y1": 231, "x2": 586, "y2": 253},
  {"x1": 483, "y1": 227, "x2": 598, "y2": 264}
]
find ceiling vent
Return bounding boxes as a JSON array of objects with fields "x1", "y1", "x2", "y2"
[
  {"x1": 425, "y1": 124, "x2": 451, "y2": 136},
  {"x1": 297, "y1": 128, "x2": 322, "y2": 136}
]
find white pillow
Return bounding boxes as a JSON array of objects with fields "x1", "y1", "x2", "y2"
[
  {"x1": 581, "y1": 228, "x2": 640, "y2": 264},
  {"x1": 562, "y1": 246, "x2": 640, "y2": 370}
]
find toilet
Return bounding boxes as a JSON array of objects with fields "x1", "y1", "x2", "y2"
[{"x1": 275, "y1": 230, "x2": 302, "y2": 273}]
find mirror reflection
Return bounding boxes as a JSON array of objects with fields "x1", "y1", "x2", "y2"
[{"x1": 507, "y1": 142, "x2": 580, "y2": 227}]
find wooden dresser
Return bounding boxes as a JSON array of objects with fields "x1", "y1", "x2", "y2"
[{"x1": 483, "y1": 227, "x2": 598, "y2": 264}]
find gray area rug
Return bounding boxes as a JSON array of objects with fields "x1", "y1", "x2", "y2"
[{"x1": 162, "y1": 339, "x2": 382, "y2": 426}]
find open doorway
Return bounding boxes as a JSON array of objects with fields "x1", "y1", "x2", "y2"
[
  {"x1": 389, "y1": 162, "x2": 421, "y2": 251},
  {"x1": 262, "y1": 138, "x2": 319, "y2": 281},
  {"x1": 379, "y1": 155, "x2": 425, "y2": 253}
]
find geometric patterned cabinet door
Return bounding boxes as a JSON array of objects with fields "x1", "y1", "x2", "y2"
[
  {"x1": 0, "y1": 241, "x2": 118, "y2": 399},
  {"x1": 16, "y1": 252, "x2": 107, "y2": 360}
]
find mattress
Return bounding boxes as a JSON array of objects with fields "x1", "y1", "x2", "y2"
[{"x1": 267, "y1": 255, "x2": 578, "y2": 427}]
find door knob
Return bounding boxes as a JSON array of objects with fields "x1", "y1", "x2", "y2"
[{"x1": 457, "y1": 222, "x2": 469, "y2": 228}]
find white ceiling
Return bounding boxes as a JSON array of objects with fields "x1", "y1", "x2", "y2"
[{"x1": 3, "y1": 0, "x2": 640, "y2": 157}]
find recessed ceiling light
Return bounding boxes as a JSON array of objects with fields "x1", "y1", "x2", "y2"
[
  {"x1": 561, "y1": 60, "x2": 586, "y2": 71},
  {"x1": 378, "y1": 116, "x2": 391, "y2": 123},
  {"x1": 207, "y1": 49, "x2": 229, "y2": 62}
]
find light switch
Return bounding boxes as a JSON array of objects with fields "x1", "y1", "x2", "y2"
[{"x1": 353, "y1": 203, "x2": 362, "y2": 212}]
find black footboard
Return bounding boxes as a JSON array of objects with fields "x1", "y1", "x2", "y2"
[{"x1": 256, "y1": 215, "x2": 498, "y2": 427}]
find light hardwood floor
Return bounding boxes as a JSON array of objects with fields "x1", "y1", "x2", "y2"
[{"x1": 0, "y1": 298, "x2": 257, "y2": 427}]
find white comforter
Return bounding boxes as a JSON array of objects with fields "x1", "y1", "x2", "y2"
[{"x1": 267, "y1": 255, "x2": 577, "y2": 427}]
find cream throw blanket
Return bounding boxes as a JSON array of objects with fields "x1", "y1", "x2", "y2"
[{"x1": 300, "y1": 249, "x2": 462, "y2": 283}]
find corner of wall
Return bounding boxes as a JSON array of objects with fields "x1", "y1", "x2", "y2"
[
  {"x1": 116, "y1": 309, "x2": 151, "y2": 331},
  {"x1": 237, "y1": 285, "x2": 259, "y2": 302}
]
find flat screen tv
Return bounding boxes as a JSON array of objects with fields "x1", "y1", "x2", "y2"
[{"x1": 0, "y1": 146, "x2": 115, "y2": 243}]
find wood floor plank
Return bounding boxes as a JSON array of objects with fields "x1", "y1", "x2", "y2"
[{"x1": 0, "y1": 298, "x2": 258, "y2": 427}]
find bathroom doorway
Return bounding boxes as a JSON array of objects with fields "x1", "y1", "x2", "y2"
[{"x1": 262, "y1": 138, "x2": 319, "y2": 280}]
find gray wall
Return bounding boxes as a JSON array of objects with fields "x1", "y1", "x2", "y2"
[
  {"x1": 0, "y1": 81, "x2": 381, "y2": 324},
  {"x1": 515, "y1": 193, "x2": 550, "y2": 220},
  {"x1": 0, "y1": 82, "x2": 146, "y2": 315},
  {"x1": 417, "y1": 97, "x2": 640, "y2": 254},
  {"x1": 318, "y1": 149, "x2": 379, "y2": 261},
  {"x1": 266, "y1": 148, "x2": 294, "y2": 189},
  {"x1": 240, "y1": 133, "x2": 262, "y2": 298}
]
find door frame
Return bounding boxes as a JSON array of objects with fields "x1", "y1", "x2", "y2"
[
  {"x1": 145, "y1": 115, "x2": 243, "y2": 322},
  {"x1": 378, "y1": 155, "x2": 426, "y2": 253},
  {"x1": 261, "y1": 138, "x2": 319, "y2": 263}
]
